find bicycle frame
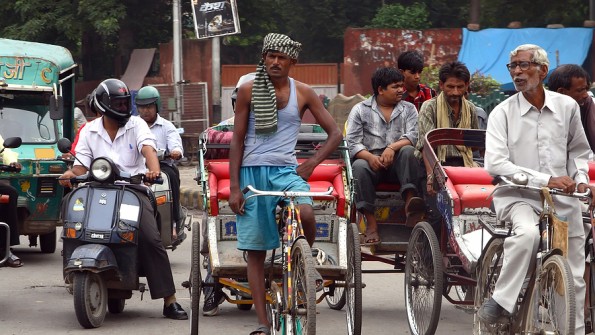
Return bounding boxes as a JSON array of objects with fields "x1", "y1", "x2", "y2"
[{"x1": 242, "y1": 184, "x2": 334, "y2": 333}]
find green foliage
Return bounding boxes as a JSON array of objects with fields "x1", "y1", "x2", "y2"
[
  {"x1": 420, "y1": 66, "x2": 439, "y2": 92},
  {"x1": 368, "y1": 3, "x2": 430, "y2": 29},
  {"x1": 469, "y1": 71, "x2": 501, "y2": 96}
]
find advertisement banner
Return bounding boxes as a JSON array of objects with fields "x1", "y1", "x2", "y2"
[{"x1": 191, "y1": 0, "x2": 241, "y2": 39}]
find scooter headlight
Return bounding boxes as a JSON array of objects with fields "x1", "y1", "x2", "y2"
[{"x1": 90, "y1": 158, "x2": 113, "y2": 181}]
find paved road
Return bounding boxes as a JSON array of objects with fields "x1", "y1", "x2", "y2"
[{"x1": 0, "y1": 165, "x2": 474, "y2": 334}]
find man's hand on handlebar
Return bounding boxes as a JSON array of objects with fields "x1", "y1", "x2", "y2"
[
  {"x1": 9, "y1": 162, "x2": 21, "y2": 172},
  {"x1": 229, "y1": 189, "x2": 245, "y2": 215},
  {"x1": 548, "y1": 176, "x2": 576, "y2": 194},
  {"x1": 144, "y1": 170, "x2": 161, "y2": 182},
  {"x1": 59, "y1": 170, "x2": 78, "y2": 188}
]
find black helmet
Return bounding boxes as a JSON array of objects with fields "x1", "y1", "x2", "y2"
[{"x1": 94, "y1": 79, "x2": 132, "y2": 127}]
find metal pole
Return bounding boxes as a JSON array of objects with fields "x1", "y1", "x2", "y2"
[
  {"x1": 173, "y1": 0, "x2": 184, "y2": 127},
  {"x1": 591, "y1": 0, "x2": 595, "y2": 21},
  {"x1": 212, "y1": 36, "x2": 221, "y2": 124}
]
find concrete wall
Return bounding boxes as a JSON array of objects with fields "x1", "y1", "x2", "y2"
[{"x1": 343, "y1": 28, "x2": 462, "y2": 96}]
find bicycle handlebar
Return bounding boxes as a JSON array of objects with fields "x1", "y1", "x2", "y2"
[
  {"x1": 491, "y1": 174, "x2": 591, "y2": 201},
  {"x1": 242, "y1": 184, "x2": 334, "y2": 199}
]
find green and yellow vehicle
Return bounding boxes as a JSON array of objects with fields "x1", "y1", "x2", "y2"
[{"x1": 0, "y1": 38, "x2": 76, "y2": 253}]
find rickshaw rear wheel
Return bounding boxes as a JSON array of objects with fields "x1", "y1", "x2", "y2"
[
  {"x1": 73, "y1": 272, "x2": 107, "y2": 329},
  {"x1": 404, "y1": 221, "x2": 443, "y2": 335},
  {"x1": 190, "y1": 220, "x2": 202, "y2": 335},
  {"x1": 345, "y1": 222, "x2": 362, "y2": 335}
]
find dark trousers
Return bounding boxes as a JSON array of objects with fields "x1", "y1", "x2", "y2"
[
  {"x1": 352, "y1": 145, "x2": 421, "y2": 213},
  {"x1": 0, "y1": 183, "x2": 19, "y2": 249},
  {"x1": 134, "y1": 188, "x2": 176, "y2": 300},
  {"x1": 160, "y1": 163, "x2": 181, "y2": 225}
]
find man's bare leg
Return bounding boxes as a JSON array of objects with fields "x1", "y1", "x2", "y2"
[
  {"x1": 299, "y1": 204, "x2": 316, "y2": 246},
  {"x1": 247, "y1": 250, "x2": 269, "y2": 333}
]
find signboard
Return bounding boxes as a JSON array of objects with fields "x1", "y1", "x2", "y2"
[{"x1": 191, "y1": 0, "x2": 241, "y2": 39}]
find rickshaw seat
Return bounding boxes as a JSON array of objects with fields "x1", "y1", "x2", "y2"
[
  {"x1": 206, "y1": 159, "x2": 346, "y2": 216},
  {"x1": 589, "y1": 161, "x2": 595, "y2": 182},
  {"x1": 443, "y1": 166, "x2": 495, "y2": 216}
]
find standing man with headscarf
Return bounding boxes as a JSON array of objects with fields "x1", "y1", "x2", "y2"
[{"x1": 229, "y1": 33, "x2": 342, "y2": 335}]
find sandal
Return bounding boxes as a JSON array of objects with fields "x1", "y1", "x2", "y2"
[
  {"x1": 6, "y1": 252, "x2": 23, "y2": 268},
  {"x1": 249, "y1": 324, "x2": 271, "y2": 335},
  {"x1": 362, "y1": 230, "x2": 381, "y2": 245}
]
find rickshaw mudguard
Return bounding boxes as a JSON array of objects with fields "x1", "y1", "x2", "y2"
[{"x1": 64, "y1": 244, "x2": 118, "y2": 273}]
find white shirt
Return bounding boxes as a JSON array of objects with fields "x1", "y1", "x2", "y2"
[
  {"x1": 485, "y1": 90, "x2": 590, "y2": 236},
  {"x1": 74, "y1": 116, "x2": 156, "y2": 176},
  {"x1": 148, "y1": 114, "x2": 184, "y2": 166}
]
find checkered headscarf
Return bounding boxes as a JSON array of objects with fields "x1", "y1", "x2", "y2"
[{"x1": 251, "y1": 33, "x2": 302, "y2": 135}]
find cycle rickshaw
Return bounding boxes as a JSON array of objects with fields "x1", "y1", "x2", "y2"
[
  {"x1": 340, "y1": 128, "x2": 495, "y2": 335},
  {"x1": 188, "y1": 123, "x2": 362, "y2": 335}
]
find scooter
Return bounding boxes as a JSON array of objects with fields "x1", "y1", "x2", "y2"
[
  {"x1": 57, "y1": 138, "x2": 180, "y2": 328},
  {"x1": 0, "y1": 137, "x2": 22, "y2": 265}
]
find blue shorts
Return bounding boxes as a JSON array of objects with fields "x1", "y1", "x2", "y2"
[{"x1": 237, "y1": 166, "x2": 312, "y2": 251}]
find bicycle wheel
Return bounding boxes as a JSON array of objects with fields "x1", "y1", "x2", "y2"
[
  {"x1": 590, "y1": 259, "x2": 595, "y2": 331},
  {"x1": 345, "y1": 222, "x2": 362, "y2": 335},
  {"x1": 473, "y1": 238, "x2": 505, "y2": 334},
  {"x1": 324, "y1": 282, "x2": 345, "y2": 310},
  {"x1": 290, "y1": 238, "x2": 317, "y2": 335},
  {"x1": 404, "y1": 221, "x2": 443, "y2": 335},
  {"x1": 190, "y1": 220, "x2": 202, "y2": 335},
  {"x1": 524, "y1": 254, "x2": 576, "y2": 334}
]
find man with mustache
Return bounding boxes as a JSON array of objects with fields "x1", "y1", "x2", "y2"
[
  {"x1": 548, "y1": 64, "x2": 595, "y2": 152},
  {"x1": 479, "y1": 44, "x2": 595, "y2": 334},
  {"x1": 229, "y1": 33, "x2": 342, "y2": 335}
]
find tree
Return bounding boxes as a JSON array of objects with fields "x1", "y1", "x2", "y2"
[{"x1": 368, "y1": 3, "x2": 431, "y2": 29}]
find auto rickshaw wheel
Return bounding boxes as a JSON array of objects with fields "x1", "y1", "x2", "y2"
[
  {"x1": 107, "y1": 298, "x2": 125, "y2": 314},
  {"x1": 40, "y1": 230, "x2": 57, "y2": 253}
]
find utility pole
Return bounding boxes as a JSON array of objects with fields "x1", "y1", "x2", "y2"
[
  {"x1": 173, "y1": 0, "x2": 184, "y2": 127},
  {"x1": 212, "y1": 37, "x2": 221, "y2": 124}
]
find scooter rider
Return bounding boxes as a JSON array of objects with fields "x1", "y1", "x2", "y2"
[
  {"x1": 58, "y1": 79, "x2": 188, "y2": 320},
  {"x1": 135, "y1": 86, "x2": 184, "y2": 238}
]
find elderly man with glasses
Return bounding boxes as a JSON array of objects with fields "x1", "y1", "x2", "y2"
[{"x1": 479, "y1": 44, "x2": 595, "y2": 334}]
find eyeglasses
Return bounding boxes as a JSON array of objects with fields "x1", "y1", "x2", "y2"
[{"x1": 506, "y1": 61, "x2": 540, "y2": 71}]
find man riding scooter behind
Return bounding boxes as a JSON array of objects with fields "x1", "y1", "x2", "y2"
[
  {"x1": 58, "y1": 79, "x2": 187, "y2": 320},
  {"x1": 135, "y1": 86, "x2": 184, "y2": 241}
]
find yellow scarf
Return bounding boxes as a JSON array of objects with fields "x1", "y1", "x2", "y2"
[{"x1": 436, "y1": 92, "x2": 475, "y2": 167}]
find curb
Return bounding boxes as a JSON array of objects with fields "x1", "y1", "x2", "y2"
[{"x1": 180, "y1": 186, "x2": 203, "y2": 210}]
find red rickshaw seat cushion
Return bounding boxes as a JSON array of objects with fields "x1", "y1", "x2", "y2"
[
  {"x1": 443, "y1": 166, "x2": 495, "y2": 215},
  {"x1": 206, "y1": 159, "x2": 346, "y2": 216}
]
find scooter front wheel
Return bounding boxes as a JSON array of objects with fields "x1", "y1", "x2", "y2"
[{"x1": 73, "y1": 272, "x2": 107, "y2": 328}]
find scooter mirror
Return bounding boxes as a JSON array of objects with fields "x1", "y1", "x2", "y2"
[
  {"x1": 57, "y1": 138, "x2": 73, "y2": 154},
  {"x1": 2, "y1": 137, "x2": 22, "y2": 149}
]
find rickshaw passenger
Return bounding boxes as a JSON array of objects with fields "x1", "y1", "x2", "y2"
[
  {"x1": 0, "y1": 134, "x2": 23, "y2": 267},
  {"x1": 229, "y1": 33, "x2": 342, "y2": 335},
  {"x1": 414, "y1": 61, "x2": 481, "y2": 235},
  {"x1": 345, "y1": 67, "x2": 424, "y2": 245},
  {"x1": 397, "y1": 50, "x2": 436, "y2": 111},
  {"x1": 479, "y1": 44, "x2": 595, "y2": 334}
]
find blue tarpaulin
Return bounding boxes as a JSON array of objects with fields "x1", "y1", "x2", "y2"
[{"x1": 458, "y1": 28, "x2": 593, "y2": 90}]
